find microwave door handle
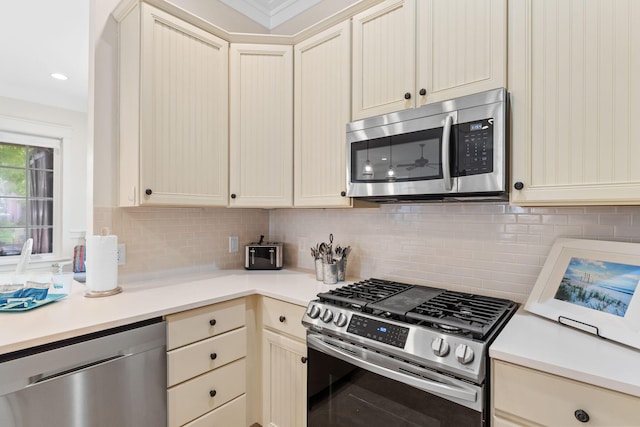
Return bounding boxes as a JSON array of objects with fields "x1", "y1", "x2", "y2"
[{"x1": 442, "y1": 115, "x2": 453, "y2": 191}]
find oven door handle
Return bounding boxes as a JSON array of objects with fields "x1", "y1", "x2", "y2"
[{"x1": 307, "y1": 334, "x2": 477, "y2": 404}]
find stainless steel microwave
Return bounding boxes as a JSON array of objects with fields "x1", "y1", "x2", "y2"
[{"x1": 346, "y1": 88, "x2": 507, "y2": 202}]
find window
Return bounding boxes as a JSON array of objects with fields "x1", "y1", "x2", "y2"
[{"x1": 0, "y1": 133, "x2": 60, "y2": 258}]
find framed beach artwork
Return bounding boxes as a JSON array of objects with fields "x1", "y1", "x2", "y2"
[{"x1": 525, "y1": 238, "x2": 640, "y2": 350}]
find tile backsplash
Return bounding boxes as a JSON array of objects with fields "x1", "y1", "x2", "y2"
[
  {"x1": 94, "y1": 207, "x2": 269, "y2": 277},
  {"x1": 270, "y1": 203, "x2": 640, "y2": 303},
  {"x1": 95, "y1": 203, "x2": 640, "y2": 303}
]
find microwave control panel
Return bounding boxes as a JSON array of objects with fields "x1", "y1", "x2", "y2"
[{"x1": 457, "y1": 118, "x2": 494, "y2": 176}]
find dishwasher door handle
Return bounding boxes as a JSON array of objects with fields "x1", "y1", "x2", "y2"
[{"x1": 29, "y1": 354, "x2": 129, "y2": 386}]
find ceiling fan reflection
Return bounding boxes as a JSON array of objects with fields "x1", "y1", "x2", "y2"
[{"x1": 397, "y1": 144, "x2": 439, "y2": 171}]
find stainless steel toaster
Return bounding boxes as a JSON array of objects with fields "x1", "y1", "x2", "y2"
[{"x1": 245, "y1": 236, "x2": 283, "y2": 270}]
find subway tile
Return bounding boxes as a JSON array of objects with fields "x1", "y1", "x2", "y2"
[
  {"x1": 542, "y1": 215, "x2": 568, "y2": 225},
  {"x1": 102, "y1": 202, "x2": 640, "y2": 301},
  {"x1": 516, "y1": 214, "x2": 542, "y2": 224},
  {"x1": 567, "y1": 214, "x2": 599, "y2": 225},
  {"x1": 599, "y1": 214, "x2": 632, "y2": 226}
]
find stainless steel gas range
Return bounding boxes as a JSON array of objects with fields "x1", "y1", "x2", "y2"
[{"x1": 302, "y1": 278, "x2": 518, "y2": 427}]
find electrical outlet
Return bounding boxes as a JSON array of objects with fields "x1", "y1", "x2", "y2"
[
  {"x1": 229, "y1": 236, "x2": 239, "y2": 253},
  {"x1": 117, "y1": 244, "x2": 126, "y2": 265},
  {"x1": 298, "y1": 237, "x2": 307, "y2": 252}
]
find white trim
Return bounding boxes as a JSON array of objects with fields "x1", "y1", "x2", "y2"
[{"x1": 0, "y1": 115, "x2": 71, "y2": 267}]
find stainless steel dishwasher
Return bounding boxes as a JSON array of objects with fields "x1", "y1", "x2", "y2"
[{"x1": 0, "y1": 318, "x2": 166, "y2": 427}]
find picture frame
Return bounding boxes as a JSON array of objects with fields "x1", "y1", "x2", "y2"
[{"x1": 525, "y1": 238, "x2": 640, "y2": 350}]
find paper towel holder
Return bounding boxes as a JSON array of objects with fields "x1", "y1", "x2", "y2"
[
  {"x1": 84, "y1": 286, "x2": 123, "y2": 298},
  {"x1": 83, "y1": 228, "x2": 122, "y2": 298}
]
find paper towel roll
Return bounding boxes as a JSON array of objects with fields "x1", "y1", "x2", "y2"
[{"x1": 86, "y1": 234, "x2": 118, "y2": 292}]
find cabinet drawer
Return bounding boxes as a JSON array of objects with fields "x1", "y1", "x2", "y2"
[
  {"x1": 262, "y1": 297, "x2": 306, "y2": 341},
  {"x1": 168, "y1": 358, "x2": 246, "y2": 427},
  {"x1": 493, "y1": 361, "x2": 640, "y2": 426},
  {"x1": 167, "y1": 327, "x2": 247, "y2": 387},
  {"x1": 183, "y1": 394, "x2": 246, "y2": 427},
  {"x1": 166, "y1": 298, "x2": 245, "y2": 350}
]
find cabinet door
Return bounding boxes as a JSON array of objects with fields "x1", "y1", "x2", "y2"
[
  {"x1": 262, "y1": 330, "x2": 307, "y2": 427},
  {"x1": 510, "y1": 0, "x2": 640, "y2": 205},
  {"x1": 294, "y1": 21, "x2": 352, "y2": 208},
  {"x1": 416, "y1": 0, "x2": 506, "y2": 106},
  {"x1": 493, "y1": 360, "x2": 640, "y2": 427},
  {"x1": 122, "y1": 4, "x2": 229, "y2": 207},
  {"x1": 229, "y1": 44, "x2": 293, "y2": 208},
  {"x1": 352, "y1": 0, "x2": 416, "y2": 120}
]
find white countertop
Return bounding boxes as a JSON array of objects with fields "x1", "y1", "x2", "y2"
[
  {"x1": 0, "y1": 269, "x2": 335, "y2": 356},
  {"x1": 490, "y1": 308, "x2": 640, "y2": 398}
]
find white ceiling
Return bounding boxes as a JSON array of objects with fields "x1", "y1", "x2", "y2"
[{"x1": 0, "y1": 1, "x2": 89, "y2": 113}]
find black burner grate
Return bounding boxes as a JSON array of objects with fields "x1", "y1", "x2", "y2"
[
  {"x1": 317, "y1": 278, "x2": 411, "y2": 309},
  {"x1": 315, "y1": 278, "x2": 517, "y2": 340},
  {"x1": 405, "y1": 291, "x2": 515, "y2": 339}
]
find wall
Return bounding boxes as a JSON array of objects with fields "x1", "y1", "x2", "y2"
[
  {"x1": 269, "y1": 203, "x2": 640, "y2": 303},
  {"x1": 94, "y1": 206, "x2": 269, "y2": 278},
  {"x1": 90, "y1": 1, "x2": 640, "y2": 300}
]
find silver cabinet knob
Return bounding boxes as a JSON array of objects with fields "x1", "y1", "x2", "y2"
[
  {"x1": 321, "y1": 309, "x2": 334, "y2": 323},
  {"x1": 307, "y1": 305, "x2": 321, "y2": 319},
  {"x1": 455, "y1": 344, "x2": 474, "y2": 365},
  {"x1": 431, "y1": 337, "x2": 450, "y2": 357},
  {"x1": 334, "y1": 313, "x2": 348, "y2": 327}
]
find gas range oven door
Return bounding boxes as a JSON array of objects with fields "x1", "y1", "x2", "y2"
[{"x1": 307, "y1": 333, "x2": 485, "y2": 427}]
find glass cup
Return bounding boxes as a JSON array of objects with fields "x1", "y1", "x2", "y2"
[{"x1": 52, "y1": 272, "x2": 74, "y2": 295}]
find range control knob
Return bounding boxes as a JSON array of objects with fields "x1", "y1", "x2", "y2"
[
  {"x1": 307, "y1": 305, "x2": 321, "y2": 319},
  {"x1": 431, "y1": 337, "x2": 450, "y2": 357},
  {"x1": 321, "y1": 309, "x2": 334, "y2": 323},
  {"x1": 334, "y1": 313, "x2": 348, "y2": 327},
  {"x1": 455, "y1": 344, "x2": 475, "y2": 365}
]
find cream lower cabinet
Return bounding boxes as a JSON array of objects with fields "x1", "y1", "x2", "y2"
[
  {"x1": 294, "y1": 21, "x2": 352, "y2": 208},
  {"x1": 261, "y1": 297, "x2": 308, "y2": 427},
  {"x1": 165, "y1": 298, "x2": 247, "y2": 427},
  {"x1": 352, "y1": 0, "x2": 506, "y2": 120},
  {"x1": 509, "y1": 0, "x2": 640, "y2": 206},
  {"x1": 229, "y1": 44, "x2": 293, "y2": 208},
  {"x1": 116, "y1": 3, "x2": 229, "y2": 207},
  {"x1": 492, "y1": 360, "x2": 640, "y2": 426}
]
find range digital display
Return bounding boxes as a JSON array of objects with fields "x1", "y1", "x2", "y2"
[{"x1": 347, "y1": 315, "x2": 409, "y2": 348}]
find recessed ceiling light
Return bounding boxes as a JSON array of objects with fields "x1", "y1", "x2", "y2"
[{"x1": 50, "y1": 73, "x2": 68, "y2": 81}]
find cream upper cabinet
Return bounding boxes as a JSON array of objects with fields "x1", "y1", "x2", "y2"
[
  {"x1": 492, "y1": 360, "x2": 640, "y2": 426},
  {"x1": 417, "y1": 0, "x2": 506, "y2": 105},
  {"x1": 294, "y1": 21, "x2": 352, "y2": 208},
  {"x1": 352, "y1": 0, "x2": 506, "y2": 120},
  {"x1": 117, "y1": 3, "x2": 229, "y2": 207},
  {"x1": 510, "y1": 0, "x2": 640, "y2": 206},
  {"x1": 229, "y1": 44, "x2": 294, "y2": 208},
  {"x1": 352, "y1": 0, "x2": 416, "y2": 119}
]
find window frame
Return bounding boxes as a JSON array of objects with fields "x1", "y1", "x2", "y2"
[{"x1": 0, "y1": 116, "x2": 67, "y2": 267}]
